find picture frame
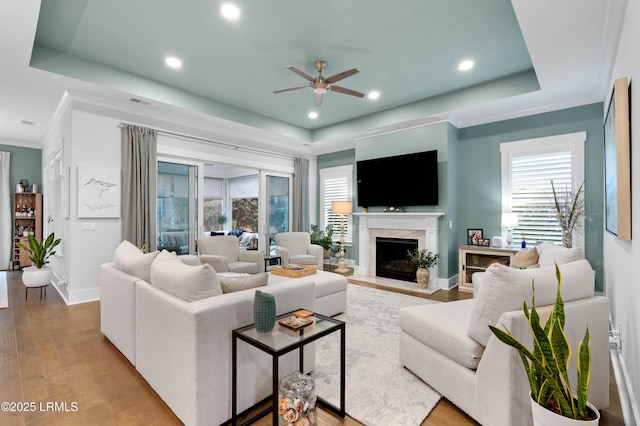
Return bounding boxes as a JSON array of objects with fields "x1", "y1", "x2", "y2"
[
  {"x1": 478, "y1": 238, "x2": 490, "y2": 247},
  {"x1": 467, "y1": 229, "x2": 483, "y2": 245},
  {"x1": 77, "y1": 166, "x2": 121, "y2": 218},
  {"x1": 604, "y1": 77, "x2": 632, "y2": 240}
]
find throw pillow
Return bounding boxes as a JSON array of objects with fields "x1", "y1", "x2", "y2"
[
  {"x1": 113, "y1": 240, "x2": 159, "y2": 283},
  {"x1": 219, "y1": 272, "x2": 269, "y2": 294},
  {"x1": 510, "y1": 248, "x2": 538, "y2": 269},
  {"x1": 538, "y1": 245, "x2": 584, "y2": 268},
  {"x1": 150, "y1": 250, "x2": 222, "y2": 302},
  {"x1": 467, "y1": 259, "x2": 595, "y2": 346},
  {"x1": 239, "y1": 232, "x2": 254, "y2": 247}
]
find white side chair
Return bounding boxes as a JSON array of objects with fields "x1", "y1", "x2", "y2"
[
  {"x1": 197, "y1": 235, "x2": 264, "y2": 273},
  {"x1": 272, "y1": 232, "x2": 324, "y2": 270}
]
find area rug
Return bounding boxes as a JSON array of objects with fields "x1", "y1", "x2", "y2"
[
  {"x1": 0, "y1": 272, "x2": 8, "y2": 309},
  {"x1": 312, "y1": 283, "x2": 441, "y2": 425}
]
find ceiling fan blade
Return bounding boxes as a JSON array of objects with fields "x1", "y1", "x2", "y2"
[
  {"x1": 325, "y1": 68, "x2": 359, "y2": 84},
  {"x1": 273, "y1": 85, "x2": 308, "y2": 94},
  {"x1": 314, "y1": 93, "x2": 323, "y2": 106},
  {"x1": 287, "y1": 66, "x2": 315, "y2": 82},
  {"x1": 330, "y1": 85, "x2": 365, "y2": 98}
]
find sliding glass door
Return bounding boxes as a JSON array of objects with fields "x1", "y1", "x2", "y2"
[
  {"x1": 157, "y1": 161, "x2": 199, "y2": 254},
  {"x1": 260, "y1": 172, "x2": 291, "y2": 253}
]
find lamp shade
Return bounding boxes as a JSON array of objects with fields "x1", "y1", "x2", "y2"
[
  {"x1": 501, "y1": 212, "x2": 519, "y2": 228},
  {"x1": 331, "y1": 201, "x2": 353, "y2": 214}
]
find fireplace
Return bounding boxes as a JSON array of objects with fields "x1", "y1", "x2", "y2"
[
  {"x1": 353, "y1": 212, "x2": 444, "y2": 288},
  {"x1": 376, "y1": 237, "x2": 418, "y2": 282}
]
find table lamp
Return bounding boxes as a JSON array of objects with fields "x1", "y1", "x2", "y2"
[
  {"x1": 331, "y1": 200, "x2": 353, "y2": 273},
  {"x1": 501, "y1": 212, "x2": 519, "y2": 247}
]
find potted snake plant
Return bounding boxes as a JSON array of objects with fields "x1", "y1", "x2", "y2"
[{"x1": 489, "y1": 264, "x2": 599, "y2": 425}]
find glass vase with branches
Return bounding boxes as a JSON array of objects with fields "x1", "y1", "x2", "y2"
[{"x1": 551, "y1": 180, "x2": 585, "y2": 248}]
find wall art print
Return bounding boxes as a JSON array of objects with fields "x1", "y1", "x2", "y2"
[
  {"x1": 604, "y1": 77, "x2": 632, "y2": 240},
  {"x1": 77, "y1": 166, "x2": 120, "y2": 218}
]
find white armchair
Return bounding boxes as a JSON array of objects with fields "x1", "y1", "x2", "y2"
[
  {"x1": 272, "y1": 232, "x2": 324, "y2": 270},
  {"x1": 198, "y1": 236, "x2": 264, "y2": 273}
]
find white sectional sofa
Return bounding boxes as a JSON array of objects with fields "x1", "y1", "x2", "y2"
[
  {"x1": 399, "y1": 258, "x2": 609, "y2": 426},
  {"x1": 100, "y1": 241, "x2": 348, "y2": 425}
]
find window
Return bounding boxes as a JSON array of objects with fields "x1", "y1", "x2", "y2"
[
  {"x1": 229, "y1": 175, "x2": 259, "y2": 232},
  {"x1": 501, "y1": 132, "x2": 585, "y2": 248},
  {"x1": 157, "y1": 161, "x2": 198, "y2": 254},
  {"x1": 319, "y1": 165, "x2": 353, "y2": 243},
  {"x1": 203, "y1": 177, "x2": 224, "y2": 231}
]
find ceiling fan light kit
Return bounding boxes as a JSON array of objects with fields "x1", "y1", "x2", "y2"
[{"x1": 274, "y1": 60, "x2": 364, "y2": 106}]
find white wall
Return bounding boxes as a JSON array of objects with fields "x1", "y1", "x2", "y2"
[
  {"x1": 41, "y1": 96, "x2": 315, "y2": 304},
  {"x1": 604, "y1": 1, "x2": 640, "y2": 421}
]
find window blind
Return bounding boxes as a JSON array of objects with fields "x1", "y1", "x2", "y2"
[
  {"x1": 204, "y1": 177, "x2": 223, "y2": 199},
  {"x1": 319, "y1": 165, "x2": 352, "y2": 242},
  {"x1": 510, "y1": 151, "x2": 573, "y2": 246},
  {"x1": 229, "y1": 175, "x2": 258, "y2": 199}
]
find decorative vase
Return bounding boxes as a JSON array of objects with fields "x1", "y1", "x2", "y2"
[
  {"x1": 279, "y1": 371, "x2": 317, "y2": 425},
  {"x1": 531, "y1": 394, "x2": 600, "y2": 426},
  {"x1": 562, "y1": 230, "x2": 573, "y2": 248},
  {"x1": 254, "y1": 290, "x2": 276, "y2": 336},
  {"x1": 21, "y1": 266, "x2": 53, "y2": 287},
  {"x1": 416, "y1": 267, "x2": 430, "y2": 289}
]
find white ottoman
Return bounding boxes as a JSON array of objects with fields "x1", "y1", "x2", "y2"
[{"x1": 268, "y1": 270, "x2": 348, "y2": 316}]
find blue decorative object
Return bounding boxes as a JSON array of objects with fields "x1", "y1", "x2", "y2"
[{"x1": 254, "y1": 290, "x2": 276, "y2": 336}]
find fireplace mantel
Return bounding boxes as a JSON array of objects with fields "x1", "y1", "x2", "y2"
[{"x1": 353, "y1": 212, "x2": 445, "y2": 285}]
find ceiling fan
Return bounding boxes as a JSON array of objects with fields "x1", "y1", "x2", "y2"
[{"x1": 273, "y1": 60, "x2": 364, "y2": 106}]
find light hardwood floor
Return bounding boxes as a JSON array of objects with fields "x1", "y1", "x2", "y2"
[{"x1": 0, "y1": 270, "x2": 624, "y2": 425}]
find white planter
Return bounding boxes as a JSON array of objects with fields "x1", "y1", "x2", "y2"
[
  {"x1": 21, "y1": 266, "x2": 53, "y2": 287},
  {"x1": 531, "y1": 394, "x2": 600, "y2": 426}
]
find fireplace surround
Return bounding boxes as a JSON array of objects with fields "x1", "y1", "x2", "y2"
[{"x1": 354, "y1": 212, "x2": 444, "y2": 287}]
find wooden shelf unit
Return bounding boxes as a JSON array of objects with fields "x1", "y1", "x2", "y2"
[
  {"x1": 458, "y1": 245, "x2": 518, "y2": 293},
  {"x1": 12, "y1": 192, "x2": 43, "y2": 269}
]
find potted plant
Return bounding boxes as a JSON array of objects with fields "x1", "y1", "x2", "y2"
[
  {"x1": 489, "y1": 264, "x2": 599, "y2": 424},
  {"x1": 310, "y1": 224, "x2": 334, "y2": 258},
  {"x1": 407, "y1": 248, "x2": 439, "y2": 289},
  {"x1": 216, "y1": 214, "x2": 227, "y2": 231},
  {"x1": 17, "y1": 231, "x2": 61, "y2": 287}
]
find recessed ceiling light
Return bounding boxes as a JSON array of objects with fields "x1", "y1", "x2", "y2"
[
  {"x1": 458, "y1": 60, "x2": 474, "y2": 71},
  {"x1": 221, "y1": 4, "x2": 240, "y2": 20},
  {"x1": 308, "y1": 112, "x2": 318, "y2": 119},
  {"x1": 165, "y1": 56, "x2": 182, "y2": 69},
  {"x1": 368, "y1": 91, "x2": 380, "y2": 100}
]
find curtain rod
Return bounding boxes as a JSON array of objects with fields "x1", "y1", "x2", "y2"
[{"x1": 118, "y1": 123, "x2": 299, "y2": 160}]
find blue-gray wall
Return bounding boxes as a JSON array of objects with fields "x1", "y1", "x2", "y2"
[
  {"x1": 0, "y1": 144, "x2": 42, "y2": 212},
  {"x1": 458, "y1": 102, "x2": 604, "y2": 291},
  {"x1": 318, "y1": 123, "x2": 458, "y2": 278},
  {"x1": 316, "y1": 149, "x2": 357, "y2": 261},
  {"x1": 317, "y1": 103, "x2": 605, "y2": 290}
]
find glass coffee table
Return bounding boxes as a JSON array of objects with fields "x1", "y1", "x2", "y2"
[{"x1": 231, "y1": 309, "x2": 345, "y2": 425}]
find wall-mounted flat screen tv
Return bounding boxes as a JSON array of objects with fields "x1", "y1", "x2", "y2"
[{"x1": 356, "y1": 150, "x2": 438, "y2": 208}]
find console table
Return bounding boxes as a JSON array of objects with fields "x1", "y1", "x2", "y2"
[
  {"x1": 231, "y1": 310, "x2": 345, "y2": 425},
  {"x1": 458, "y1": 245, "x2": 518, "y2": 293}
]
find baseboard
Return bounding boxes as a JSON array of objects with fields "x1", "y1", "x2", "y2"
[{"x1": 610, "y1": 343, "x2": 640, "y2": 425}]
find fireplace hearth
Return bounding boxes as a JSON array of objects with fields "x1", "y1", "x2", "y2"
[{"x1": 376, "y1": 237, "x2": 418, "y2": 282}]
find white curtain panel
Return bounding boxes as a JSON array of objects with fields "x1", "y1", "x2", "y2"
[{"x1": 0, "y1": 152, "x2": 10, "y2": 270}]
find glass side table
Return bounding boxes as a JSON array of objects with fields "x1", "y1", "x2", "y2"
[{"x1": 232, "y1": 310, "x2": 345, "y2": 425}]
